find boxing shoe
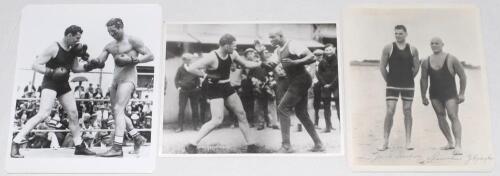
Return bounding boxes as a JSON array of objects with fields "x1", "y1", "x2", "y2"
[
  {"x1": 74, "y1": 142, "x2": 96, "y2": 156},
  {"x1": 97, "y1": 145, "x2": 123, "y2": 157},
  {"x1": 257, "y1": 125, "x2": 265, "y2": 131},
  {"x1": 246, "y1": 144, "x2": 259, "y2": 153},
  {"x1": 184, "y1": 143, "x2": 198, "y2": 154},
  {"x1": 309, "y1": 143, "x2": 326, "y2": 152},
  {"x1": 10, "y1": 142, "x2": 25, "y2": 158},
  {"x1": 129, "y1": 134, "x2": 147, "y2": 154},
  {"x1": 270, "y1": 125, "x2": 280, "y2": 130}
]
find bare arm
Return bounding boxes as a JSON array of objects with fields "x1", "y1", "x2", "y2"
[
  {"x1": 186, "y1": 55, "x2": 215, "y2": 77},
  {"x1": 452, "y1": 56, "x2": 467, "y2": 96},
  {"x1": 32, "y1": 43, "x2": 58, "y2": 74},
  {"x1": 129, "y1": 36, "x2": 154, "y2": 63},
  {"x1": 412, "y1": 47, "x2": 420, "y2": 77},
  {"x1": 95, "y1": 45, "x2": 111, "y2": 63},
  {"x1": 232, "y1": 52, "x2": 261, "y2": 68},
  {"x1": 420, "y1": 58, "x2": 429, "y2": 99},
  {"x1": 294, "y1": 52, "x2": 316, "y2": 65},
  {"x1": 379, "y1": 44, "x2": 391, "y2": 82}
]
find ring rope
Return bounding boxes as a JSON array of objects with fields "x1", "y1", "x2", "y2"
[
  {"x1": 16, "y1": 98, "x2": 153, "y2": 102},
  {"x1": 13, "y1": 128, "x2": 151, "y2": 133}
]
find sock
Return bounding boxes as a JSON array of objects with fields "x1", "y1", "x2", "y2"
[
  {"x1": 128, "y1": 129, "x2": 139, "y2": 138},
  {"x1": 112, "y1": 135, "x2": 124, "y2": 150},
  {"x1": 73, "y1": 137, "x2": 83, "y2": 146},
  {"x1": 12, "y1": 135, "x2": 25, "y2": 144}
]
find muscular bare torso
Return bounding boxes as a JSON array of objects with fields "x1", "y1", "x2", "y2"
[{"x1": 106, "y1": 36, "x2": 139, "y2": 86}]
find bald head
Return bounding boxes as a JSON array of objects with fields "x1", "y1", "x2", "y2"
[
  {"x1": 269, "y1": 28, "x2": 284, "y2": 37},
  {"x1": 430, "y1": 37, "x2": 444, "y2": 54},
  {"x1": 181, "y1": 53, "x2": 196, "y2": 65},
  {"x1": 269, "y1": 28, "x2": 285, "y2": 47}
]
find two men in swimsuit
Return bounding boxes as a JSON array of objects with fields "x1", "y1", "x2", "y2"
[{"x1": 379, "y1": 25, "x2": 467, "y2": 155}]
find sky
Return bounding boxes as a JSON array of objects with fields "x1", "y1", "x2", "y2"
[
  {"x1": 14, "y1": 4, "x2": 162, "y2": 93},
  {"x1": 343, "y1": 7, "x2": 484, "y2": 66}
]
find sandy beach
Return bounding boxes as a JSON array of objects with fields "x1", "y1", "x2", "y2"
[{"x1": 348, "y1": 66, "x2": 494, "y2": 169}]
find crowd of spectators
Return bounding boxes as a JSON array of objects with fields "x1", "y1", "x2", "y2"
[{"x1": 13, "y1": 81, "x2": 153, "y2": 149}]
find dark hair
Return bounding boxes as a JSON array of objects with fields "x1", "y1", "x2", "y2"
[
  {"x1": 324, "y1": 43, "x2": 335, "y2": 48},
  {"x1": 394, "y1": 25, "x2": 407, "y2": 32},
  {"x1": 64, "y1": 25, "x2": 83, "y2": 36},
  {"x1": 219, "y1": 33, "x2": 236, "y2": 46},
  {"x1": 106, "y1": 18, "x2": 124, "y2": 29}
]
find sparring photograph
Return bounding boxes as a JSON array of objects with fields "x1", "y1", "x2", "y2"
[
  {"x1": 5, "y1": 4, "x2": 162, "y2": 173},
  {"x1": 343, "y1": 6, "x2": 494, "y2": 171},
  {"x1": 161, "y1": 23, "x2": 342, "y2": 155}
]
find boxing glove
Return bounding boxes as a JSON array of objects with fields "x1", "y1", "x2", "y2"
[
  {"x1": 71, "y1": 43, "x2": 90, "y2": 61},
  {"x1": 115, "y1": 54, "x2": 139, "y2": 67},
  {"x1": 83, "y1": 59, "x2": 105, "y2": 71},
  {"x1": 260, "y1": 61, "x2": 277, "y2": 71},
  {"x1": 46, "y1": 67, "x2": 69, "y2": 81}
]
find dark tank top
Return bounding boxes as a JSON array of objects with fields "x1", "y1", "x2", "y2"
[
  {"x1": 277, "y1": 42, "x2": 307, "y2": 77},
  {"x1": 428, "y1": 54, "x2": 458, "y2": 100},
  {"x1": 43, "y1": 42, "x2": 75, "y2": 82},
  {"x1": 387, "y1": 42, "x2": 414, "y2": 88},
  {"x1": 206, "y1": 51, "x2": 232, "y2": 80}
]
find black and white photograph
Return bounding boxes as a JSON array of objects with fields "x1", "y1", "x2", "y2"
[
  {"x1": 5, "y1": 4, "x2": 162, "y2": 173},
  {"x1": 343, "y1": 5, "x2": 494, "y2": 171},
  {"x1": 161, "y1": 23, "x2": 342, "y2": 155}
]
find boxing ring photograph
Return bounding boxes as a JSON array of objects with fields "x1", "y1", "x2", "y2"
[{"x1": 5, "y1": 4, "x2": 162, "y2": 173}]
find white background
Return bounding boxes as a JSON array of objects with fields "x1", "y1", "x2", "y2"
[{"x1": 0, "y1": 0, "x2": 499, "y2": 176}]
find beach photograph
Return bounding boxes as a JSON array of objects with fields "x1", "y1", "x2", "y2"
[{"x1": 343, "y1": 6, "x2": 494, "y2": 171}]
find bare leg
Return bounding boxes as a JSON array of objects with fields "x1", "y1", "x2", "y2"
[
  {"x1": 378, "y1": 100, "x2": 397, "y2": 151},
  {"x1": 294, "y1": 94, "x2": 323, "y2": 151},
  {"x1": 191, "y1": 98, "x2": 225, "y2": 145},
  {"x1": 430, "y1": 99, "x2": 454, "y2": 150},
  {"x1": 224, "y1": 93, "x2": 255, "y2": 145},
  {"x1": 98, "y1": 82, "x2": 135, "y2": 157},
  {"x1": 445, "y1": 98, "x2": 462, "y2": 155},
  {"x1": 402, "y1": 100, "x2": 414, "y2": 150},
  {"x1": 11, "y1": 89, "x2": 57, "y2": 157},
  {"x1": 57, "y1": 91, "x2": 84, "y2": 146}
]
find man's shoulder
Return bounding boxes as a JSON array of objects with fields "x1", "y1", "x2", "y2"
[
  {"x1": 447, "y1": 54, "x2": 460, "y2": 64},
  {"x1": 381, "y1": 43, "x2": 393, "y2": 55},
  {"x1": 421, "y1": 57, "x2": 430, "y2": 67},
  {"x1": 383, "y1": 43, "x2": 393, "y2": 51},
  {"x1": 46, "y1": 42, "x2": 60, "y2": 53},
  {"x1": 103, "y1": 41, "x2": 116, "y2": 50},
  {"x1": 409, "y1": 45, "x2": 418, "y2": 53},
  {"x1": 127, "y1": 35, "x2": 144, "y2": 45},
  {"x1": 202, "y1": 51, "x2": 215, "y2": 59}
]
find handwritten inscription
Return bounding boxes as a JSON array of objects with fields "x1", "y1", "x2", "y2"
[{"x1": 357, "y1": 152, "x2": 494, "y2": 165}]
